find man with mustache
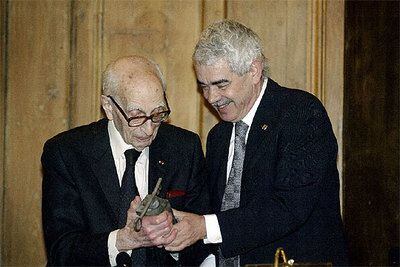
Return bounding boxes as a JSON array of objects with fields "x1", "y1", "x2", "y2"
[
  {"x1": 42, "y1": 55, "x2": 210, "y2": 266},
  {"x1": 166, "y1": 20, "x2": 348, "y2": 266}
]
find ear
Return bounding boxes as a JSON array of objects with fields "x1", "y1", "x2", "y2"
[
  {"x1": 100, "y1": 95, "x2": 113, "y2": 120},
  {"x1": 249, "y1": 59, "x2": 263, "y2": 84}
]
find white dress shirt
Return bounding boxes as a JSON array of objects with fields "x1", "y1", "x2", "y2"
[
  {"x1": 106, "y1": 120, "x2": 150, "y2": 266},
  {"x1": 203, "y1": 78, "x2": 268, "y2": 244}
]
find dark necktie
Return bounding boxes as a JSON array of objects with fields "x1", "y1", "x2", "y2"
[
  {"x1": 117, "y1": 148, "x2": 146, "y2": 266},
  {"x1": 118, "y1": 149, "x2": 141, "y2": 227},
  {"x1": 219, "y1": 121, "x2": 249, "y2": 267}
]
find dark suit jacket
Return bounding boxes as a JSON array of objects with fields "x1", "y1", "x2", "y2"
[
  {"x1": 42, "y1": 119, "x2": 210, "y2": 266},
  {"x1": 206, "y1": 79, "x2": 348, "y2": 266}
]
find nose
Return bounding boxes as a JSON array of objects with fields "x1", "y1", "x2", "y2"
[
  {"x1": 204, "y1": 86, "x2": 220, "y2": 104},
  {"x1": 141, "y1": 119, "x2": 156, "y2": 136}
]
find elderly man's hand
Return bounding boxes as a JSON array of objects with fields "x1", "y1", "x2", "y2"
[
  {"x1": 116, "y1": 196, "x2": 177, "y2": 251},
  {"x1": 164, "y1": 210, "x2": 206, "y2": 252}
]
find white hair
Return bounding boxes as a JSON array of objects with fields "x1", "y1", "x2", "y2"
[{"x1": 193, "y1": 20, "x2": 269, "y2": 77}]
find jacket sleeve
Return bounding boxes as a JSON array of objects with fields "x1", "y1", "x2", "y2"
[
  {"x1": 216, "y1": 98, "x2": 339, "y2": 257},
  {"x1": 178, "y1": 134, "x2": 213, "y2": 265},
  {"x1": 182, "y1": 134, "x2": 210, "y2": 214},
  {"x1": 42, "y1": 141, "x2": 110, "y2": 266}
]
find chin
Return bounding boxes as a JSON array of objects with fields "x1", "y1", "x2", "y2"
[
  {"x1": 217, "y1": 107, "x2": 239, "y2": 122},
  {"x1": 219, "y1": 113, "x2": 238, "y2": 122},
  {"x1": 133, "y1": 139, "x2": 153, "y2": 150}
]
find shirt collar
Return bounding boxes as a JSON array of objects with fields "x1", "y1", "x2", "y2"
[
  {"x1": 241, "y1": 78, "x2": 268, "y2": 127},
  {"x1": 107, "y1": 120, "x2": 134, "y2": 160}
]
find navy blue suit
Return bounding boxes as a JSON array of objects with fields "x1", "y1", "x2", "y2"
[
  {"x1": 206, "y1": 79, "x2": 348, "y2": 265},
  {"x1": 42, "y1": 119, "x2": 210, "y2": 266}
]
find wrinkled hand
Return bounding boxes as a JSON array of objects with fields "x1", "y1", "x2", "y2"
[
  {"x1": 116, "y1": 196, "x2": 177, "y2": 251},
  {"x1": 164, "y1": 209, "x2": 206, "y2": 252}
]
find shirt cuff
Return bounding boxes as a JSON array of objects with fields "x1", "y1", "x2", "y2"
[
  {"x1": 200, "y1": 254, "x2": 216, "y2": 266},
  {"x1": 170, "y1": 252, "x2": 179, "y2": 261},
  {"x1": 108, "y1": 230, "x2": 119, "y2": 266},
  {"x1": 203, "y1": 214, "x2": 222, "y2": 244},
  {"x1": 108, "y1": 230, "x2": 132, "y2": 266}
]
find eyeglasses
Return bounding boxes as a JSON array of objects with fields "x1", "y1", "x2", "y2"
[{"x1": 108, "y1": 95, "x2": 171, "y2": 127}]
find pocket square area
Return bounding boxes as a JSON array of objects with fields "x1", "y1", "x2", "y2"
[{"x1": 166, "y1": 190, "x2": 186, "y2": 198}]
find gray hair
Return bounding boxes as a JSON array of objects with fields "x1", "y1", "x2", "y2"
[
  {"x1": 102, "y1": 57, "x2": 167, "y2": 96},
  {"x1": 193, "y1": 20, "x2": 269, "y2": 77},
  {"x1": 102, "y1": 67, "x2": 119, "y2": 96}
]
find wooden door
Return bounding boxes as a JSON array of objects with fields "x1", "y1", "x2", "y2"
[{"x1": 343, "y1": 1, "x2": 399, "y2": 265}]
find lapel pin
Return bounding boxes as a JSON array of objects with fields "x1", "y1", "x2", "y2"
[
  {"x1": 261, "y1": 124, "x2": 268, "y2": 131},
  {"x1": 158, "y1": 160, "x2": 165, "y2": 166}
]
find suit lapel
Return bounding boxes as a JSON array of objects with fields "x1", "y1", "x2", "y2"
[
  {"x1": 244, "y1": 79, "x2": 280, "y2": 170},
  {"x1": 148, "y1": 125, "x2": 173, "y2": 197},
  {"x1": 88, "y1": 119, "x2": 121, "y2": 223}
]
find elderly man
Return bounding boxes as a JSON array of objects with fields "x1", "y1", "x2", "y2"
[
  {"x1": 166, "y1": 20, "x2": 348, "y2": 266},
  {"x1": 42, "y1": 56, "x2": 210, "y2": 266}
]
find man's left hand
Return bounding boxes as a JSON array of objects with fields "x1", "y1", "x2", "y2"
[{"x1": 164, "y1": 210, "x2": 206, "y2": 251}]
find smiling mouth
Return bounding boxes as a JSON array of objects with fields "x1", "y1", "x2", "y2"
[
  {"x1": 214, "y1": 102, "x2": 231, "y2": 111},
  {"x1": 213, "y1": 100, "x2": 231, "y2": 110}
]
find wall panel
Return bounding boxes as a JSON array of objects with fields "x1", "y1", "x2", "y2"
[
  {"x1": 0, "y1": 1, "x2": 345, "y2": 265},
  {"x1": 228, "y1": 0, "x2": 308, "y2": 89},
  {"x1": 0, "y1": 1, "x2": 7, "y2": 264},
  {"x1": 285, "y1": 0, "x2": 308, "y2": 89},
  {"x1": 71, "y1": 0, "x2": 104, "y2": 127},
  {"x1": 163, "y1": 1, "x2": 202, "y2": 133},
  {"x1": 3, "y1": 1, "x2": 71, "y2": 265},
  {"x1": 323, "y1": 0, "x2": 344, "y2": 203}
]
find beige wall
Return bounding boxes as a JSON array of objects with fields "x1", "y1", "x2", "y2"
[{"x1": 0, "y1": 0, "x2": 343, "y2": 265}]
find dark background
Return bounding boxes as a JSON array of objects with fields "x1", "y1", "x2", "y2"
[{"x1": 344, "y1": 1, "x2": 399, "y2": 266}]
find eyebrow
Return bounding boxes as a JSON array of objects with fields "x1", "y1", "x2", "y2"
[
  {"x1": 128, "y1": 105, "x2": 167, "y2": 115},
  {"x1": 197, "y1": 79, "x2": 230, "y2": 86}
]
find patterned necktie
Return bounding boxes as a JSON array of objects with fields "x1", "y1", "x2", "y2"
[{"x1": 219, "y1": 120, "x2": 249, "y2": 267}]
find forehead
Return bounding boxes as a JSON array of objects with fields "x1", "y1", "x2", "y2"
[
  {"x1": 119, "y1": 72, "x2": 165, "y2": 110},
  {"x1": 195, "y1": 59, "x2": 234, "y2": 83}
]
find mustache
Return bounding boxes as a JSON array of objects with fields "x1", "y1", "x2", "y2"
[{"x1": 212, "y1": 98, "x2": 232, "y2": 108}]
